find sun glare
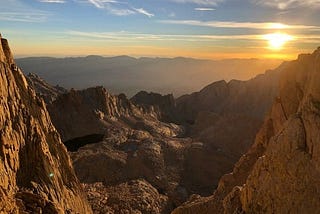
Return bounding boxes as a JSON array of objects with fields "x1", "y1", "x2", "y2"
[{"x1": 263, "y1": 33, "x2": 293, "y2": 50}]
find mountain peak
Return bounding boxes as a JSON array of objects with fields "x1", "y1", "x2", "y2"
[
  {"x1": 0, "y1": 36, "x2": 14, "y2": 65},
  {"x1": 85, "y1": 55, "x2": 104, "y2": 60}
]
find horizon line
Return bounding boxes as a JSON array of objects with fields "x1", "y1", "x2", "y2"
[{"x1": 14, "y1": 54, "x2": 286, "y2": 61}]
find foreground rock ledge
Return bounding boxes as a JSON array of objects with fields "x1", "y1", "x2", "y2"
[{"x1": 0, "y1": 37, "x2": 92, "y2": 213}]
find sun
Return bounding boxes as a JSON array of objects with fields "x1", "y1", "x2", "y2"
[{"x1": 263, "y1": 33, "x2": 293, "y2": 50}]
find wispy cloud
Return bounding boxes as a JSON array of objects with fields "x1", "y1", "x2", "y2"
[
  {"x1": 87, "y1": 0, "x2": 112, "y2": 9},
  {"x1": 194, "y1": 7, "x2": 216, "y2": 11},
  {"x1": 0, "y1": 0, "x2": 49, "y2": 22},
  {"x1": 38, "y1": 0, "x2": 66, "y2": 3},
  {"x1": 66, "y1": 30, "x2": 265, "y2": 42},
  {"x1": 160, "y1": 20, "x2": 320, "y2": 30},
  {"x1": 171, "y1": 0, "x2": 223, "y2": 6},
  {"x1": 0, "y1": 12, "x2": 48, "y2": 22},
  {"x1": 66, "y1": 30, "x2": 319, "y2": 41},
  {"x1": 85, "y1": 0, "x2": 153, "y2": 17},
  {"x1": 104, "y1": 4, "x2": 135, "y2": 16},
  {"x1": 133, "y1": 8, "x2": 154, "y2": 17},
  {"x1": 252, "y1": 0, "x2": 320, "y2": 9}
]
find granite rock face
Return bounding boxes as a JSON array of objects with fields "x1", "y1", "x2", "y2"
[
  {"x1": 26, "y1": 73, "x2": 67, "y2": 104},
  {"x1": 131, "y1": 91, "x2": 177, "y2": 122},
  {"x1": 172, "y1": 48, "x2": 320, "y2": 214},
  {"x1": 0, "y1": 37, "x2": 92, "y2": 213},
  {"x1": 48, "y1": 87, "x2": 182, "y2": 142}
]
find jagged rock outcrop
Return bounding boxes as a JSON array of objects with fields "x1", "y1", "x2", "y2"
[
  {"x1": 172, "y1": 48, "x2": 320, "y2": 214},
  {"x1": 48, "y1": 87, "x2": 182, "y2": 142},
  {"x1": 131, "y1": 91, "x2": 177, "y2": 122},
  {"x1": 26, "y1": 73, "x2": 67, "y2": 103},
  {"x1": 0, "y1": 36, "x2": 92, "y2": 213}
]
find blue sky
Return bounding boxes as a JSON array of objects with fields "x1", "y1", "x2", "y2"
[{"x1": 1, "y1": 0, "x2": 320, "y2": 59}]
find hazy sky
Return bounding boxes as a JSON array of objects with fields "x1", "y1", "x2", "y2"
[{"x1": 1, "y1": 0, "x2": 320, "y2": 59}]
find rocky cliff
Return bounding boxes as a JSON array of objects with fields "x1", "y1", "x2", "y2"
[
  {"x1": 131, "y1": 91, "x2": 177, "y2": 123},
  {"x1": 0, "y1": 37, "x2": 92, "y2": 213},
  {"x1": 47, "y1": 87, "x2": 181, "y2": 142},
  {"x1": 26, "y1": 73, "x2": 67, "y2": 104},
  {"x1": 172, "y1": 48, "x2": 320, "y2": 213}
]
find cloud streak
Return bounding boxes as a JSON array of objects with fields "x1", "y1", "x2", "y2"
[
  {"x1": 65, "y1": 30, "x2": 320, "y2": 45},
  {"x1": 0, "y1": 0, "x2": 50, "y2": 22},
  {"x1": 160, "y1": 20, "x2": 320, "y2": 30},
  {"x1": 133, "y1": 8, "x2": 154, "y2": 17},
  {"x1": 66, "y1": 30, "x2": 261, "y2": 42},
  {"x1": 85, "y1": 0, "x2": 153, "y2": 17},
  {"x1": 0, "y1": 12, "x2": 48, "y2": 22}
]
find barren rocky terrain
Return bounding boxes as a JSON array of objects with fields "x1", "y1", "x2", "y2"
[{"x1": 26, "y1": 56, "x2": 281, "y2": 212}]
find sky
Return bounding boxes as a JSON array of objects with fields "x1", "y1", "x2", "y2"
[{"x1": 1, "y1": 0, "x2": 320, "y2": 59}]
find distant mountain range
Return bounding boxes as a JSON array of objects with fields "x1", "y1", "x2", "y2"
[{"x1": 16, "y1": 56, "x2": 282, "y2": 97}]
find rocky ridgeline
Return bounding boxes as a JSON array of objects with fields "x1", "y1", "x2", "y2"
[
  {"x1": 131, "y1": 91, "x2": 177, "y2": 123},
  {"x1": 0, "y1": 37, "x2": 92, "y2": 213},
  {"x1": 172, "y1": 48, "x2": 320, "y2": 213},
  {"x1": 176, "y1": 67, "x2": 281, "y2": 123},
  {"x1": 26, "y1": 73, "x2": 67, "y2": 104},
  {"x1": 47, "y1": 86, "x2": 182, "y2": 142}
]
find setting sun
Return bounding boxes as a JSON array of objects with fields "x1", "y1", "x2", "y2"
[{"x1": 263, "y1": 33, "x2": 294, "y2": 50}]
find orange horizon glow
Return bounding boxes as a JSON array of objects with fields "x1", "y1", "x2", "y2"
[{"x1": 10, "y1": 39, "x2": 300, "y2": 61}]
